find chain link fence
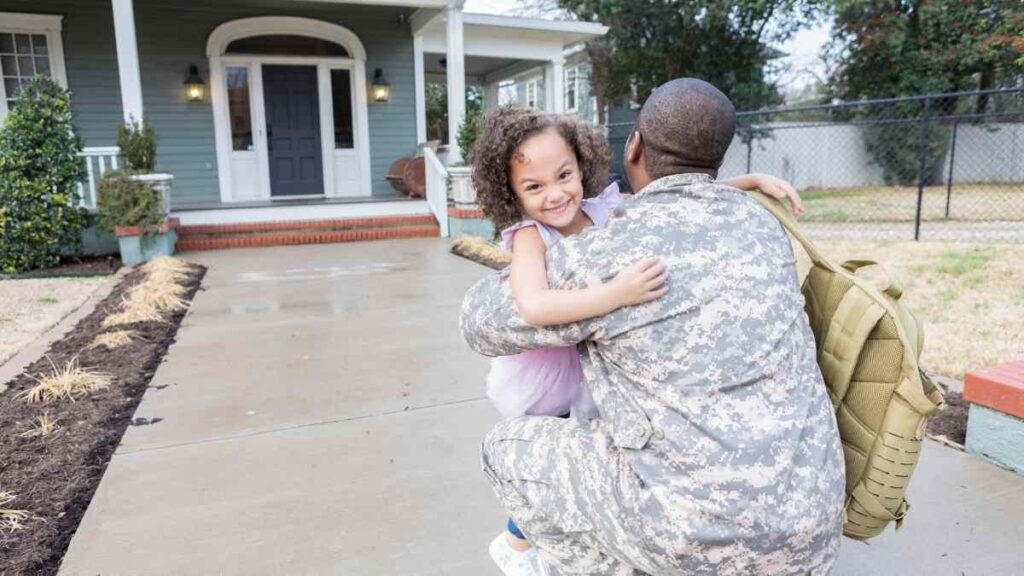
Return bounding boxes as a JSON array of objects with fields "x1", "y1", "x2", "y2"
[{"x1": 605, "y1": 87, "x2": 1024, "y2": 243}]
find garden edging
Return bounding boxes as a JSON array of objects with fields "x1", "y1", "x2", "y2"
[{"x1": 0, "y1": 269, "x2": 128, "y2": 395}]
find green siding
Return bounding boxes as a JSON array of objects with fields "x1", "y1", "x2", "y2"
[
  {"x1": 2, "y1": 0, "x2": 419, "y2": 205},
  {"x1": 1, "y1": 0, "x2": 122, "y2": 147}
]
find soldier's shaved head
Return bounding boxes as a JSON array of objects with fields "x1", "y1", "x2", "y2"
[{"x1": 630, "y1": 78, "x2": 736, "y2": 182}]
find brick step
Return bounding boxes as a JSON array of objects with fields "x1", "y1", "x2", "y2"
[
  {"x1": 177, "y1": 215, "x2": 438, "y2": 238},
  {"x1": 176, "y1": 224, "x2": 439, "y2": 251}
]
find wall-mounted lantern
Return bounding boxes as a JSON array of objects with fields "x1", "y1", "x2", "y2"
[
  {"x1": 184, "y1": 65, "x2": 205, "y2": 102},
  {"x1": 371, "y1": 68, "x2": 391, "y2": 103}
]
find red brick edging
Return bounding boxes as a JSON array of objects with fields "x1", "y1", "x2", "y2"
[
  {"x1": 448, "y1": 207, "x2": 485, "y2": 219},
  {"x1": 964, "y1": 361, "x2": 1024, "y2": 419},
  {"x1": 178, "y1": 215, "x2": 436, "y2": 236},
  {"x1": 176, "y1": 226, "x2": 439, "y2": 251},
  {"x1": 114, "y1": 218, "x2": 180, "y2": 238}
]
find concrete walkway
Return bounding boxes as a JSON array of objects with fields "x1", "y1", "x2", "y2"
[{"x1": 59, "y1": 240, "x2": 1024, "y2": 575}]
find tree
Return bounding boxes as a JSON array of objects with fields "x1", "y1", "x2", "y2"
[
  {"x1": 826, "y1": 0, "x2": 1024, "y2": 184},
  {"x1": 828, "y1": 0, "x2": 1024, "y2": 101},
  {"x1": 424, "y1": 83, "x2": 484, "y2": 144},
  {"x1": 557, "y1": 0, "x2": 825, "y2": 120}
]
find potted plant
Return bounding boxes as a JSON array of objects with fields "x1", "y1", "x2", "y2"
[
  {"x1": 449, "y1": 111, "x2": 481, "y2": 206},
  {"x1": 117, "y1": 119, "x2": 173, "y2": 214},
  {"x1": 97, "y1": 170, "x2": 178, "y2": 265}
]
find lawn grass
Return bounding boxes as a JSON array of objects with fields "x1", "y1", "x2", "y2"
[
  {"x1": 800, "y1": 183, "x2": 1024, "y2": 223},
  {"x1": 795, "y1": 240, "x2": 1024, "y2": 379}
]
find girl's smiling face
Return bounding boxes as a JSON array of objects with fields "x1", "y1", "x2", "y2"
[{"x1": 509, "y1": 129, "x2": 587, "y2": 234}]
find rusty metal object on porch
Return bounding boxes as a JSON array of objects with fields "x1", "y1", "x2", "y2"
[{"x1": 385, "y1": 156, "x2": 426, "y2": 198}]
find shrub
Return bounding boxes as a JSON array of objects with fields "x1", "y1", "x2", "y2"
[
  {"x1": 117, "y1": 119, "x2": 157, "y2": 172},
  {"x1": 0, "y1": 76, "x2": 87, "y2": 273},
  {"x1": 456, "y1": 109, "x2": 482, "y2": 164},
  {"x1": 97, "y1": 170, "x2": 164, "y2": 238}
]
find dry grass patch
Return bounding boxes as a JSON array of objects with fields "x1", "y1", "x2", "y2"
[
  {"x1": 102, "y1": 257, "x2": 193, "y2": 328},
  {"x1": 88, "y1": 329, "x2": 138, "y2": 350},
  {"x1": 795, "y1": 241, "x2": 1024, "y2": 379},
  {"x1": 801, "y1": 183, "x2": 1024, "y2": 223},
  {"x1": 17, "y1": 356, "x2": 111, "y2": 404},
  {"x1": 449, "y1": 236, "x2": 511, "y2": 270},
  {"x1": 18, "y1": 412, "x2": 60, "y2": 438},
  {"x1": 0, "y1": 490, "x2": 28, "y2": 532}
]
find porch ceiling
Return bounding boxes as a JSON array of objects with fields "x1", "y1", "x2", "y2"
[{"x1": 423, "y1": 53, "x2": 523, "y2": 79}]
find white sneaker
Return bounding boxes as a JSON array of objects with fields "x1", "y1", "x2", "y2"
[{"x1": 489, "y1": 532, "x2": 544, "y2": 576}]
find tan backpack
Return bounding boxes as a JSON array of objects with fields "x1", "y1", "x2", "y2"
[{"x1": 752, "y1": 194, "x2": 946, "y2": 540}]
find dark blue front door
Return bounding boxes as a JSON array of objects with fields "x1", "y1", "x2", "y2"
[{"x1": 263, "y1": 65, "x2": 323, "y2": 197}]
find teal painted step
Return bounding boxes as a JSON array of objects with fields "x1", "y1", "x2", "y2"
[
  {"x1": 966, "y1": 404, "x2": 1024, "y2": 475},
  {"x1": 117, "y1": 230, "x2": 178, "y2": 266},
  {"x1": 449, "y1": 217, "x2": 495, "y2": 240}
]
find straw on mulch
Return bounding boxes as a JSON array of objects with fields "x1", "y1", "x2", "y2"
[
  {"x1": 16, "y1": 357, "x2": 110, "y2": 404},
  {"x1": 0, "y1": 258, "x2": 205, "y2": 575},
  {"x1": 449, "y1": 236, "x2": 511, "y2": 270},
  {"x1": 88, "y1": 330, "x2": 138, "y2": 350}
]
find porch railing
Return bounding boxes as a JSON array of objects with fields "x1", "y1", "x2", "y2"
[
  {"x1": 77, "y1": 146, "x2": 121, "y2": 210},
  {"x1": 423, "y1": 147, "x2": 450, "y2": 237}
]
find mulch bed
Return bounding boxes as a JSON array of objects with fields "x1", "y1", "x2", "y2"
[
  {"x1": 926, "y1": 383, "x2": 968, "y2": 448},
  {"x1": 0, "y1": 263, "x2": 205, "y2": 575},
  {"x1": 2, "y1": 256, "x2": 121, "y2": 280}
]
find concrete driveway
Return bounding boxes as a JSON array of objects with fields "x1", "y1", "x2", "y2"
[{"x1": 59, "y1": 239, "x2": 1024, "y2": 576}]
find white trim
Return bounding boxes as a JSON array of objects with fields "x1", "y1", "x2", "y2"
[
  {"x1": 410, "y1": 8, "x2": 443, "y2": 35},
  {"x1": 208, "y1": 17, "x2": 371, "y2": 203},
  {"x1": 172, "y1": 200, "x2": 431, "y2": 226},
  {"x1": 462, "y1": 13, "x2": 608, "y2": 37},
  {"x1": 545, "y1": 58, "x2": 564, "y2": 113},
  {"x1": 445, "y1": 6, "x2": 465, "y2": 163},
  {"x1": 111, "y1": 0, "x2": 144, "y2": 123},
  {"x1": 413, "y1": 34, "x2": 426, "y2": 144},
  {"x1": 206, "y1": 16, "x2": 367, "y2": 61},
  {"x1": 0, "y1": 12, "x2": 63, "y2": 31},
  {"x1": 317, "y1": 65, "x2": 336, "y2": 197},
  {"x1": 0, "y1": 12, "x2": 69, "y2": 120}
]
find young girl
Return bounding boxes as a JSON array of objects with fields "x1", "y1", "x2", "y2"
[{"x1": 471, "y1": 106, "x2": 802, "y2": 576}]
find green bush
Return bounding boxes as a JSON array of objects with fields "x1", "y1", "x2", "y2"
[
  {"x1": 456, "y1": 109, "x2": 482, "y2": 164},
  {"x1": 117, "y1": 119, "x2": 157, "y2": 172},
  {"x1": 0, "y1": 76, "x2": 87, "y2": 273},
  {"x1": 97, "y1": 170, "x2": 164, "y2": 238}
]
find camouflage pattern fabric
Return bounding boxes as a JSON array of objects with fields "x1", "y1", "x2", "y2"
[{"x1": 462, "y1": 173, "x2": 846, "y2": 575}]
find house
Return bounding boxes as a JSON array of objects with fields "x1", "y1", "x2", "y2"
[{"x1": 0, "y1": 1, "x2": 605, "y2": 246}]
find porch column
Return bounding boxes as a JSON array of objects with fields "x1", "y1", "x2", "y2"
[
  {"x1": 544, "y1": 58, "x2": 564, "y2": 114},
  {"x1": 445, "y1": 2, "x2": 466, "y2": 163},
  {"x1": 111, "y1": 0, "x2": 144, "y2": 124},
  {"x1": 413, "y1": 34, "x2": 427, "y2": 143},
  {"x1": 484, "y1": 81, "x2": 500, "y2": 111}
]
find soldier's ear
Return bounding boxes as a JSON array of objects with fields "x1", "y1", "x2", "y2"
[{"x1": 625, "y1": 130, "x2": 643, "y2": 164}]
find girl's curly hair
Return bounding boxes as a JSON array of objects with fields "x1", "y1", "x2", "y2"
[{"x1": 471, "y1": 105, "x2": 611, "y2": 231}]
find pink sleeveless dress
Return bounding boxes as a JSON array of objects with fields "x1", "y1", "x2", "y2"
[{"x1": 486, "y1": 183, "x2": 624, "y2": 419}]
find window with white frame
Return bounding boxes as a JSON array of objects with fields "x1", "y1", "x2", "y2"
[
  {"x1": 0, "y1": 13, "x2": 66, "y2": 121},
  {"x1": 565, "y1": 66, "x2": 578, "y2": 112},
  {"x1": 498, "y1": 80, "x2": 516, "y2": 106},
  {"x1": 525, "y1": 78, "x2": 540, "y2": 109}
]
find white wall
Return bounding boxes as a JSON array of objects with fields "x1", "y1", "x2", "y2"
[{"x1": 718, "y1": 122, "x2": 1024, "y2": 190}]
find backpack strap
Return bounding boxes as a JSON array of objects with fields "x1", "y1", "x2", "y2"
[
  {"x1": 819, "y1": 288, "x2": 887, "y2": 408},
  {"x1": 748, "y1": 193, "x2": 836, "y2": 273}
]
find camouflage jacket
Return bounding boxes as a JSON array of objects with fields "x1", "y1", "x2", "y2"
[{"x1": 462, "y1": 173, "x2": 845, "y2": 572}]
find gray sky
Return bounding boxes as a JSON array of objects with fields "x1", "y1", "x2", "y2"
[{"x1": 463, "y1": 0, "x2": 832, "y2": 96}]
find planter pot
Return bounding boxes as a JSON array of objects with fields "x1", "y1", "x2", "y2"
[
  {"x1": 448, "y1": 166, "x2": 475, "y2": 206},
  {"x1": 128, "y1": 173, "x2": 174, "y2": 215},
  {"x1": 114, "y1": 218, "x2": 179, "y2": 266}
]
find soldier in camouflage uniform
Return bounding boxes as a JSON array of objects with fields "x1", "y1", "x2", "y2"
[{"x1": 460, "y1": 79, "x2": 845, "y2": 575}]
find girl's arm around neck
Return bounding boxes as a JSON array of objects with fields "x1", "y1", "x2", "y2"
[{"x1": 508, "y1": 226, "x2": 668, "y2": 327}]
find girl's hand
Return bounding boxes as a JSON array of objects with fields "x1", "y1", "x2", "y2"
[
  {"x1": 607, "y1": 257, "x2": 669, "y2": 307},
  {"x1": 748, "y1": 173, "x2": 803, "y2": 216}
]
